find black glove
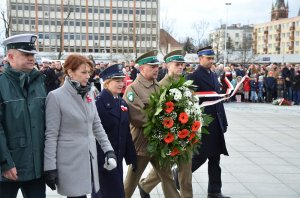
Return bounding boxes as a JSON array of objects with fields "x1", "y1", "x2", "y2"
[
  {"x1": 104, "y1": 151, "x2": 117, "y2": 170},
  {"x1": 44, "y1": 169, "x2": 58, "y2": 190}
]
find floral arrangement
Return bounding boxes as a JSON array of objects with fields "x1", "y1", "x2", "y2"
[
  {"x1": 272, "y1": 98, "x2": 293, "y2": 106},
  {"x1": 144, "y1": 76, "x2": 212, "y2": 168}
]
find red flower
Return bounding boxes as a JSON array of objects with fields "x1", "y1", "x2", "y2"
[
  {"x1": 163, "y1": 117, "x2": 174, "y2": 129},
  {"x1": 191, "y1": 121, "x2": 201, "y2": 132},
  {"x1": 178, "y1": 112, "x2": 189, "y2": 124},
  {"x1": 170, "y1": 148, "x2": 180, "y2": 156},
  {"x1": 193, "y1": 139, "x2": 199, "y2": 144},
  {"x1": 164, "y1": 101, "x2": 174, "y2": 114},
  {"x1": 121, "y1": 105, "x2": 128, "y2": 112},
  {"x1": 178, "y1": 129, "x2": 189, "y2": 139},
  {"x1": 164, "y1": 132, "x2": 174, "y2": 144},
  {"x1": 86, "y1": 94, "x2": 92, "y2": 103},
  {"x1": 188, "y1": 132, "x2": 196, "y2": 141}
]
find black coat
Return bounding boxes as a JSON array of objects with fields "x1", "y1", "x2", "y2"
[
  {"x1": 93, "y1": 89, "x2": 136, "y2": 198},
  {"x1": 188, "y1": 66, "x2": 228, "y2": 157}
]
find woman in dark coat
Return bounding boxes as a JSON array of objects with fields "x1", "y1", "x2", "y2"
[{"x1": 92, "y1": 64, "x2": 137, "y2": 198}]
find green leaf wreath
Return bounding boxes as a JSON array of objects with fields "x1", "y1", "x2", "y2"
[{"x1": 144, "y1": 76, "x2": 212, "y2": 168}]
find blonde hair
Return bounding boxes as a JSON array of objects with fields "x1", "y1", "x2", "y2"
[{"x1": 103, "y1": 79, "x2": 113, "y2": 89}]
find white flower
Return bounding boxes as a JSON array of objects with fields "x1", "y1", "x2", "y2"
[
  {"x1": 185, "y1": 108, "x2": 191, "y2": 115},
  {"x1": 173, "y1": 91, "x2": 182, "y2": 101},
  {"x1": 169, "y1": 88, "x2": 180, "y2": 96},
  {"x1": 183, "y1": 90, "x2": 192, "y2": 98},
  {"x1": 187, "y1": 101, "x2": 193, "y2": 107},
  {"x1": 193, "y1": 95, "x2": 199, "y2": 103}
]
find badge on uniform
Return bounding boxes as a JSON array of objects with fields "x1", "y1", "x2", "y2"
[{"x1": 127, "y1": 92, "x2": 134, "y2": 102}]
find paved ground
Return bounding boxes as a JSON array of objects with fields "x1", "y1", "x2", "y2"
[{"x1": 18, "y1": 103, "x2": 300, "y2": 197}]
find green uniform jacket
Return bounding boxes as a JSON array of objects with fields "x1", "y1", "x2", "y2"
[{"x1": 0, "y1": 65, "x2": 47, "y2": 181}]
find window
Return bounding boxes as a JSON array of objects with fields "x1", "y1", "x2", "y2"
[
  {"x1": 106, "y1": 36, "x2": 110, "y2": 40},
  {"x1": 69, "y1": 21, "x2": 74, "y2": 26},
  {"x1": 235, "y1": 33, "x2": 239, "y2": 37},
  {"x1": 24, "y1": 5, "x2": 29, "y2": 10},
  {"x1": 100, "y1": 22, "x2": 104, "y2": 27},
  {"x1": 295, "y1": 41, "x2": 299, "y2": 46}
]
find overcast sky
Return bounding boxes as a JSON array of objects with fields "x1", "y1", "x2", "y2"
[{"x1": 160, "y1": 0, "x2": 300, "y2": 41}]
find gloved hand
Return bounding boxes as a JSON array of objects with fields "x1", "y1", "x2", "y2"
[
  {"x1": 104, "y1": 151, "x2": 117, "y2": 171},
  {"x1": 44, "y1": 169, "x2": 58, "y2": 190}
]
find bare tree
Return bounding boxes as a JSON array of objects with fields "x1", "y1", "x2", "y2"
[
  {"x1": 57, "y1": 0, "x2": 73, "y2": 60},
  {"x1": 0, "y1": 8, "x2": 12, "y2": 38},
  {"x1": 159, "y1": 13, "x2": 176, "y2": 55},
  {"x1": 237, "y1": 32, "x2": 254, "y2": 65},
  {"x1": 192, "y1": 19, "x2": 209, "y2": 49},
  {"x1": 209, "y1": 31, "x2": 222, "y2": 63}
]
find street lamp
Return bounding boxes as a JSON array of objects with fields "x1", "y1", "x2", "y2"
[{"x1": 224, "y1": 2, "x2": 231, "y2": 67}]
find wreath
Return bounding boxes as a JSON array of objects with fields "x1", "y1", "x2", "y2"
[{"x1": 144, "y1": 76, "x2": 212, "y2": 168}]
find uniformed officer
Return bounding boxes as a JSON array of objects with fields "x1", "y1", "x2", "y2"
[
  {"x1": 138, "y1": 50, "x2": 194, "y2": 198},
  {"x1": 92, "y1": 64, "x2": 137, "y2": 198},
  {"x1": 123, "y1": 50, "x2": 180, "y2": 198},
  {"x1": 183, "y1": 46, "x2": 230, "y2": 198},
  {"x1": 0, "y1": 34, "x2": 47, "y2": 197}
]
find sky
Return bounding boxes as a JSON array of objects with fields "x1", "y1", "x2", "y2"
[{"x1": 160, "y1": 0, "x2": 300, "y2": 41}]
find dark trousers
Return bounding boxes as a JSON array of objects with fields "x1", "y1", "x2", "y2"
[
  {"x1": 192, "y1": 155, "x2": 222, "y2": 193},
  {"x1": 0, "y1": 178, "x2": 46, "y2": 198}
]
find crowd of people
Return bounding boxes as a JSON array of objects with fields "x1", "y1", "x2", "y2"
[{"x1": 0, "y1": 33, "x2": 299, "y2": 198}]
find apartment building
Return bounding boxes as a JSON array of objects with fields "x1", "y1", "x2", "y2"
[
  {"x1": 252, "y1": 0, "x2": 300, "y2": 63},
  {"x1": 7, "y1": 0, "x2": 160, "y2": 56},
  {"x1": 253, "y1": 16, "x2": 300, "y2": 55}
]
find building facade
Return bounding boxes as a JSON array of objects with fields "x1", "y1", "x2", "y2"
[
  {"x1": 253, "y1": 1, "x2": 300, "y2": 63},
  {"x1": 7, "y1": 0, "x2": 160, "y2": 58},
  {"x1": 209, "y1": 24, "x2": 254, "y2": 63}
]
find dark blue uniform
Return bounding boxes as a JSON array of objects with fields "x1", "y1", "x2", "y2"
[
  {"x1": 92, "y1": 89, "x2": 136, "y2": 198},
  {"x1": 187, "y1": 65, "x2": 228, "y2": 194}
]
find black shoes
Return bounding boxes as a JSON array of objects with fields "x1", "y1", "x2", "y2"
[
  {"x1": 138, "y1": 183, "x2": 151, "y2": 198},
  {"x1": 172, "y1": 167, "x2": 180, "y2": 190},
  {"x1": 207, "y1": 193, "x2": 230, "y2": 198}
]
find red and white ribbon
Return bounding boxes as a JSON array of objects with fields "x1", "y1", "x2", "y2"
[{"x1": 194, "y1": 76, "x2": 247, "y2": 108}]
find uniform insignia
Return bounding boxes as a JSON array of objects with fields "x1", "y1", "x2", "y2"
[{"x1": 127, "y1": 92, "x2": 134, "y2": 102}]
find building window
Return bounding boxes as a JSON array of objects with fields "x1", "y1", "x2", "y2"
[
  {"x1": 235, "y1": 33, "x2": 239, "y2": 37},
  {"x1": 295, "y1": 41, "x2": 299, "y2": 46}
]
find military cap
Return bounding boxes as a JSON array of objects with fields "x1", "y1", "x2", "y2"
[
  {"x1": 136, "y1": 50, "x2": 160, "y2": 66},
  {"x1": 197, "y1": 46, "x2": 215, "y2": 57},
  {"x1": 2, "y1": 34, "x2": 38, "y2": 54},
  {"x1": 100, "y1": 63, "x2": 125, "y2": 81},
  {"x1": 164, "y1": 50, "x2": 186, "y2": 63}
]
